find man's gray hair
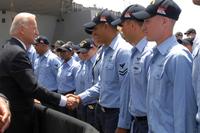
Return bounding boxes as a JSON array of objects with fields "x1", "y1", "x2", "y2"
[{"x1": 9, "y1": 12, "x2": 36, "y2": 36}]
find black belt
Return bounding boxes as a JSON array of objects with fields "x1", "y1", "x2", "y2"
[
  {"x1": 134, "y1": 116, "x2": 147, "y2": 122},
  {"x1": 97, "y1": 104, "x2": 119, "y2": 113}
]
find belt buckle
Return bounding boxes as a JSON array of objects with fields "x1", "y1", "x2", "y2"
[
  {"x1": 101, "y1": 106, "x2": 105, "y2": 112},
  {"x1": 88, "y1": 105, "x2": 94, "y2": 110}
]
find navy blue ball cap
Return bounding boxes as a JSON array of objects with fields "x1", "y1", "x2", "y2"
[
  {"x1": 134, "y1": 0, "x2": 181, "y2": 20},
  {"x1": 71, "y1": 43, "x2": 80, "y2": 50},
  {"x1": 83, "y1": 9, "x2": 118, "y2": 29},
  {"x1": 56, "y1": 41, "x2": 73, "y2": 52},
  {"x1": 175, "y1": 32, "x2": 183, "y2": 37},
  {"x1": 84, "y1": 27, "x2": 93, "y2": 35},
  {"x1": 184, "y1": 28, "x2": 196, "y2": 35},
  {"x1": 53, "y1": 40, "x2": 65, "y2": 47},
  {"x1": 34, "y1": 35, "x2": 49, "y2": 45},
  {"x1": 111, "y1": 4, "x2": 145, "y2": 26},
  {"x1": 77, "y1": 38, "x2": 94, "y2": 53}
]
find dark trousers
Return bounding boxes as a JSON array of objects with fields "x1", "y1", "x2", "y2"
[
  {"x1": 95, "y1": 103, "x2": 119, "y2": 133},
  {"x1": 77, "y1": 104, "x2": 87, "y2": 122},
  {"x1": 86, "y1": 103, "x2": 96, "y2": 128},
  {"x1": 131, "y1": 116, "x2": 148, "y2": 133}
]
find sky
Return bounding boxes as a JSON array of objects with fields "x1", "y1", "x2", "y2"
[{"x1": 74, "y1": 0, "x2": 200, "y2": 37}]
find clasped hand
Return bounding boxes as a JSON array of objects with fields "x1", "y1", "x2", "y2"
[{"x1": 66, "y1": 94, "x2": 81, "y2": 110}]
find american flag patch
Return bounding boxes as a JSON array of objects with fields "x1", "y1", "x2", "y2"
[
  {"x1": 157, "y1": 7, "x2": 166, "y2": 15},
  {"x1": 124, "y1": 12, "x2": 131, "y2": 18},
  {"x1": 40, "y1": 40, "x2": 44, "y2": 44},
  {"x1": 100, "y1": 16, "x2": 107, "y2": 22}
]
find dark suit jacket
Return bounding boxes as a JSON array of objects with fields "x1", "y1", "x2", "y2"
[
  {"x1": 35, "y1": 104, "x2": 99, "y2": 133},
  {"x1": 0, "y1": 38, "x2": 61, "y2": 133}
]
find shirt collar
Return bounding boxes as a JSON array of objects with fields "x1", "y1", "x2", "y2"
[
  {"x1": 109, "y1": 33, "x2": 121, "y2": 51},
  {"x1": 13, "y1": 37, "x2": 27, "y2": 50},
  {"x1": 66, "y1": 58, "x2": 73, "y2": 66},
  {"x1": 43, "y1": 50, "x2": 51, "y2": 58},
  {"x1": 134, "y1": 37, "x2": 148, "y2": 53},
  {"x1": 27, "y1": 45, "x2": 35, "y2": 53},
  {"x1": 157, "y1": 35, "x2": 177, "y2": 56},
  {"x1": 90, "y1": 54, "x2": 97, "y2": 64},
  {"x1": 193, "y1": 35, "x2": 200, "y2": 44}
]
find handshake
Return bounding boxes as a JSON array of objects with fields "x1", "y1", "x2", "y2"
[
  {"x1": 66, "y1": 94, "x2": 81, "y2": 110},
  {"x1": 34, "y1": 94, "x2": 82, "y2": 110}
]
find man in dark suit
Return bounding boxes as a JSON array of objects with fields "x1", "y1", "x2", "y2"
[
  {"x1": 0, "y1": 12, "x2": 74, "y2": 133},
  {"x1": 0, "y1": 93, "x2": 11, "y2": 133}
]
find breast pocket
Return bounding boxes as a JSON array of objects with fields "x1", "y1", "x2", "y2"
[
  {"x1": 64, "y1": 70, "x2": 72, "y2": 76},
  {"x1": 63, "y1": 71, "x2": 73, "y2": 82},
  {"x1": 132, "y1": 63, "x2": 142, "y2": 74},
  {"x1": 40, "y1": 59, "x2": 50, "y2": 68},
  {"x1": 104, "y1": 63, "x2": 115, "y2": 82},
  {"x1": 152, "y1": 64, "x2": 164, "y2": 80},
  {"x1": 105, "y1": 63, "x2": 114, "y2": 70},
  {"x1": 41, "y1": 63, "x2": 50, "y2": 68}
]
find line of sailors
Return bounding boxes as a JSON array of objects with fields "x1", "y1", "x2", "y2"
[
  {"x1": 27, "y1": 34, "x2": 103, "y2": 126},
  {"x1": 27, "y1": 0, "x2": 200, "y2": 133},
  {"x1": 175, "y1": 28, "x2": 200, "y2": 53}
]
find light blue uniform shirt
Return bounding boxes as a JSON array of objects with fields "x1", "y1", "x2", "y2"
[
  {"x1": 27, "y1": 45, "x2": 37, "y2": 66},
  {"x1": 34, "y1": 50, "x2": 61, "y2": 91},
  {"x1": 118, "y1": 38, "x2": 155, "y2": 129},
  {"x1": 57, "y1": 58, "x2": 80, "y2": 94},
  {"x1": 79, "y1": 34, "x2": 132, "y2": 108},
  {"x1": 192, "y1": 44, "x2": 200, "y2": 131},
  {"x1": 83, "y1": 55, "x2": 98, "y2": 104},
  {"x1": 92, "y1": 47, "x2": 103, "y2": 85},
  {"x1": 147, "y1": 36, "x2": 197, "y2": 133},
  {"x1": 192, "y1": 35, "x2": 200, "y2": 52},
  {"x1": 75, "y1": 61, "x2": 86, "y2": 94},
  {"x1": 84, "y1": 55, "x2": 96, "y2": 89},
  {"x1": 73, "y1": 53, "x2": 80, "y2": 62}
]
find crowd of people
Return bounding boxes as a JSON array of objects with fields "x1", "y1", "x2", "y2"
[
  {"x1": 175, "y1": 28, "x2": 200, "y2": 53},
  {"x1": 0, "y1": 0, "x2": 200, "y2": 133}
]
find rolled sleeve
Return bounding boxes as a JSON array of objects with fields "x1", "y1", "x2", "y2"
[
  {"x1": 78, "y1": 83, "x2": 100, "y2": 105},
  {"x1": 118, "y1": 73, "x2": 132, "y2": 129}
]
